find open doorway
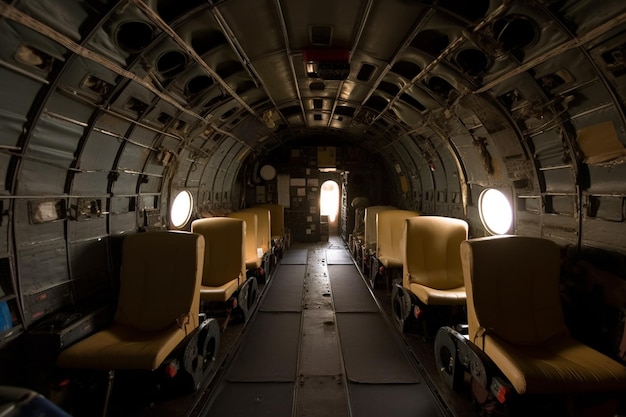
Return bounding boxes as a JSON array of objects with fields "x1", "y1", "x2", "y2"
[{"x1": 320, "y1": 179, "x2": 340, "y2": 236}]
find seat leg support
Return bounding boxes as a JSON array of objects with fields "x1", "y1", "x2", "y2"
[{"x1": 102, "y1": 370, "x2": 115, "y2": 417}]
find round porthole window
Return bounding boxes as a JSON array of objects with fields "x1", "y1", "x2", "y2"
[
  {"x1": 479, "y1": 189, "x2": 513, "y2": 235},
  {"x1": 170, "y1": 190, "x2": 193, "y2": 228}
]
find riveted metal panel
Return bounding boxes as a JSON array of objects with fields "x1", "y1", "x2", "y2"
[
  {"x1": 27, "y1": 113, "x2": 83, "y2": 167},
  {"x1": 542, "y1": 168, "x2": 576, "y2": 194},
  {"x1": 117, "y1": 142, "x2": 151, "y2": 173},
  {"x1": 70, "y1": 172, "x2": 110, "y2": 195},
  {"x1": 530, "y1": 129, "x2": 567, "y2": 169},
  {"x1": 17, "y1": 159, "x2": 68, "y2": 194},
  {"x1": 110, "y1": 172, "x2": 139, "y2": 195},
  {"x1": 109, "y1": 212, "x2": 137, "y2": 235},
  {"x1": 139, "y1": 175, "x2": 162, "y2": 194},
  {"x1": 67, "y1": 216, "x2": 107, "y2": 242},
  {"x1": 17, "y1": 239, "x2": 70, "y2": 321}
]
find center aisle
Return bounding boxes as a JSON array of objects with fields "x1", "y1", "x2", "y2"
[{"x1": 200, "y1": 237, "x2": 448, "y2": 417}]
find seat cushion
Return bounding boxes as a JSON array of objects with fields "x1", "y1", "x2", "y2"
[
  {"x1": 57, "y1": 323, "x2": 186, "y2": 371},
  {"x1": 200, "y1": 278, "x2": 240, "y2": 303},
  {"x1": 378, "y1": 255, "x2": 402, "y2": 269},
  {"x1": 482, "y1": 334, "x2": 626, "y2": 395},
  {"x1": 244, "y1": 256, "x2": 263, "y2": 270},
  {"x1": 408, "y1": 283, "x2": 466, "y2": 305}
]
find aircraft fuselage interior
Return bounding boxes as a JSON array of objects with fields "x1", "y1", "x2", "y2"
[{"x1": 1, "y1": 0, "x2": 626, "y2": 416}]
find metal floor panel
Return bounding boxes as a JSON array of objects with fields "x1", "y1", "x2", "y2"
[
  {"x1": 201, "y1": 239, "x2": 447, "y2": 417},
  {"x1": 299, "y1": 309, "x2": 343, "y2": 376},
  {"x1": 205, "y1": 382, "x2": 295, "y2": 417},
  {"x1": 336, "y1": 312, "x2": 421, "y2": 384},
  {"x1": 226, "y1": 312, "x2": 301, "y2": 382},
  {"x1": 326, "y1": 249, "x2": 355, "y2": 265},
  {"x1": 280, "y1": 249, "x2": 309, "y2": 264},
  {"x1": 328, "y1": 264, "x2": 379, "y2": 312},
  {"x1": 348, "y1": 383, "x2": 444, "y2": 417},
  {"x1": 260, "y1": 264, "x2": 306, "y2": 312}
]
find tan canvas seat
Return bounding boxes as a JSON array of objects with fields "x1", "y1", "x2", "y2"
[
  {"x1": 376, "y1": 209, "x2": 419, "y2": 269},
  {"x1": 240, "y1": 207, "x2": 271, "y2": 257},
  {"x1": 375, "y1": 209, "x2": 419, "y2": 291},
  {"x1": 460, "y1": 235, "x2": 626, "y2": 396},
  {"x1": 359, "y1": 205, "x2": 396, "y2": 284},
  {"x1": 255, "y1": 203, "x2": 285, "y2": 243},
  {"x1": 363, "y1": 205, "x2": 396, "y2": 253},
  {"x1": 402, "y1": 216, "x2": 468, "y2": 306},
  {"x1": 192, "y1": 217, "x2": 258, "y2": 327},
  {"x1": 57, "y1": 231, "x2": 204, "y2": 371},
  {"x1": 228, "y1": 210, "x2": 262, "y2": 270},
  {"x1": 191, "y1": 217, "x2": 245, "y2": 303},
  {"x1": 57, "y1": 231, "x2": 218, "y2": 413}
]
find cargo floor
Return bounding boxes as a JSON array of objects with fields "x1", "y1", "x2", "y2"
[{"x1": 193, "y1": 236, "x2": 473, "y2": 417}]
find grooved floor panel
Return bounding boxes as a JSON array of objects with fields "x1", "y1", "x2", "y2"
[
  {"x1": 226, "y1": 312, "x2": 301, "y2": 382},
  {"x1": 328, "y1": 264, "x2": 379, "y2": 312},
  {"x1": 336, "y1": 312, "x2": 421, "y2": 384},
  {"x1": 280, "y1": 249, "x2": 308, "y2": 264},
  {"x1": 326, "y1": 249, "x2": 355, "y2": 264},
  {"x1": 204, "y1": 382, "x2": 294, "y2": 417},
  {"x1": 260, "y1": 264, "x2": 305, "y2": 312},
  {"x1": 348, "y1": 383, "x2": 443, "y2": 417}
]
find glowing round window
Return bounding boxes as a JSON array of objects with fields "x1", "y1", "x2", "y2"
[
  {"x1": 170, "y1": 190, "x2": 193, "y2": 228},
  {"x1": 479, "y1": 189, "x2": 512, "y2": 235}
]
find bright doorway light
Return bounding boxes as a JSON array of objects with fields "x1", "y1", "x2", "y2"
[
  {"x1": 320, "y1": 180, "x2": 339, "y2": 222},
  {"x1": 479, "y1": 188, "x2": 513, "y2": 235},
  {"x1": 170, "y1": 190, "x2": 193, "y2": 228}
]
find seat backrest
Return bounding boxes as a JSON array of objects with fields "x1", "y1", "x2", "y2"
[
  {"x1": 256, "y1": 203, "x2": 284, "y2": 239},
  {"x1": 377, "y1": 209, "x2": 419, "y2": 263},
  {"x1": 191, "y1": 217, "x2": 246, "y2": 288},
  {"x1": 241, "y1": 207, "x2": 271, "y2": 254},
  {"x1": 228, "y1": 210, "x2": 259, "y2": 264},
  {"x1": 460, "y1": 235, "x2": 568, "y2": 347},
  {"x1": 403, "y1": 216, "x2": 468, "y2": 290},
  {"x1": 114, "y1": 231, "x2": 204, "y2": 333},
  {"x1": 363, "y1": 205, "x2": 396, "y2": 249}
]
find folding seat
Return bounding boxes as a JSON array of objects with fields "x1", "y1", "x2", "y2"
[
  {"x1": 239, "y1": 206, "x2": 272, "y2": 280},
  {"x1": 392, "y1": 216, "x2": 468, "y2": 331},
  {"x1": 361, "y1": 205, "x2": 396, "y2": 285},
  {"x1": 348, "y1": 196, "x2": 370, "y2": 261},
  {"x1": 363, "y1": 205, "x2": 396, "y2": 255},
  {"x1": 255, "y1": 203, "x2": 287, "y2": 259},
  {"x1": 228, "y1": 210, "x2": 263, "y2": 271},
  {"x1": 57, "y1": 231, "x2": 220, "y2": 415},
  {"x1": 191, "y1": 217, "x2": 258, "y2": 325},
  {"x1": 375, "y1": 209, "x2": 419, "y2": 290},
  {"x1": 436, "y1": 235, "x2": 626, "y2": 415}
]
